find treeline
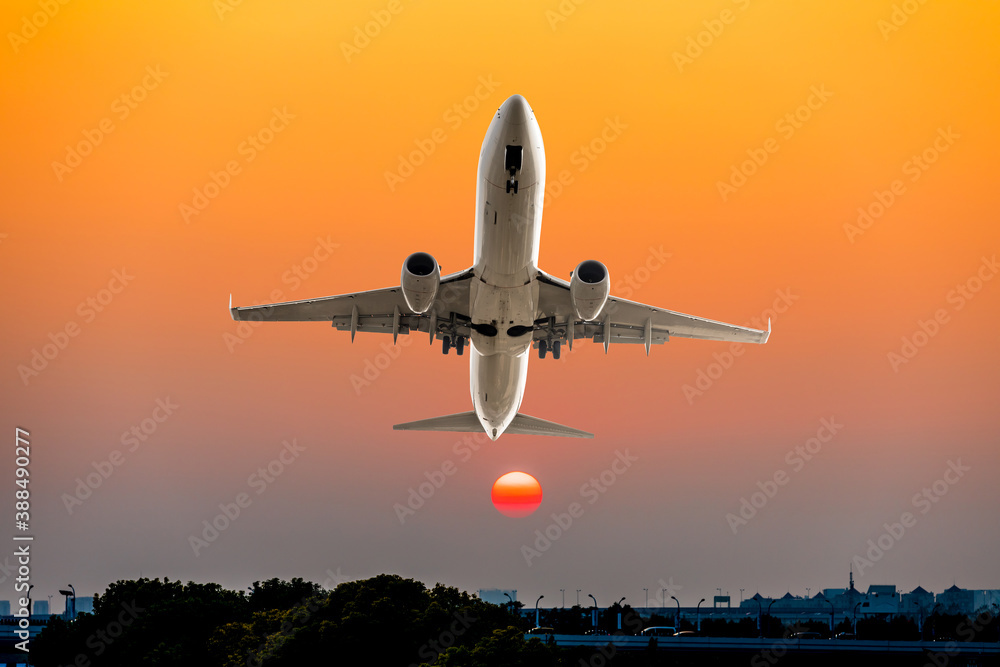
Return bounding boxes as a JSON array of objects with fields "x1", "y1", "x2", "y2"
[
  {"x1": 29, "y1": 575, "x2": 1000, "y2": 666},
  {"x1": 31, "y1": 574, "x2": 559, "y2": 666}
]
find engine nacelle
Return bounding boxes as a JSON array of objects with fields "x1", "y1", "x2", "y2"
[
  {"x1": 401, "y1": 252, "x2": 440, "y2": 314},
  {"x1": 570, "y1": 260, "x2": 610, "y2": 321}
]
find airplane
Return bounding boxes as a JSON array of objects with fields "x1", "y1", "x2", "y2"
[{"x1": 230, "y1": 94, "x2": 770, "y2": 440}]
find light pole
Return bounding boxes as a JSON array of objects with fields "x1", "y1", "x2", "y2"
[
  {"x1": 806, "y1": 588, "x2": 811, "y2": 598},
  {"x1": 588, "y1": 594, "x2": 598, "y2": 628},
  {"x1": 644, "y1": 588, "x2": 648, "y2": 609},
  {"x1": 26, "y1": 584, "x2": 34, "y2": 618},
  {"x1": 560, "y1": 589, "x2": 565, "y2": 609},
  {"x1": 766, "y1": 599, "x2": 777, "y2": 637},
  {"x1": 824, "y1": 599, "x2": 834, "y2": 635},
  {"x1": 504, "y1": 592, "x2": 514, "y2": 617},
  {"x1": 740, "y1": 588, "x2": 745, "y2": 605},
  {"x1": 696, "y1": 598, "x2": 706, "y2": 632},
  {"x1": 853, "y1": 602, "x2": 863, "y2": 636},
  {"x1": 661, "y1": 588, "x2": 666, "y2": 608},
  {"x1": 752, "y1": 597, "x2": 762, "y2": 638},
  {"x1": 58, "y1": 584, "x2": 76, "y2": 621},
  {"x1": 535, "y1": 595, "x2": 544, "y2": 627},
  {"x1": 576, "y1": 589, "x2": 581, "y2": 607},
  {"x1": 671, "y1": 595, "x2": 680, "y2": 627},
  {"x1": 617, "y1": 597, "x2": 626, "y2": 630}
]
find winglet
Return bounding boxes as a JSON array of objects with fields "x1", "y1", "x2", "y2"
[
  {"x1": 761, "y1": 317, "x2": 771, "y2": 344},
  {"x1": 229, "y1": 294, "x2": 241, "y2": 321}
]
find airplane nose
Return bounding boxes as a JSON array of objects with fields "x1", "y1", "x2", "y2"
[{"x1": 500, "y1": 94, "x2": 531, "y2": 126}]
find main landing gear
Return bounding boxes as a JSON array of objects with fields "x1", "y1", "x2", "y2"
[
  {"x1": 442, "y1": 336, "x2": 465, "y2": 356},
  {"x1": 538, "y1": 340, "x2": 560, "y2": 360}
]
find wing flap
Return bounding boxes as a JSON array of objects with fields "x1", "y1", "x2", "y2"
[{"x1": 535, "y1": 268, "x2": 769, "y2": 346}]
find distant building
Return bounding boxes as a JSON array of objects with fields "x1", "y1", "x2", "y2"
[
  {"x1": 478, "y1": 589, "x2": 517, "y2": 606},
  {"x1": 0, "y1": 601, "x2": 9, "y2": 616},
  {"x1": 901, "y1": 586, "x2": 934, "y2": 617},
  {"x1": 32, "y1": 600, "x2": 49, "y2": 616},
  {"x1": 76, "y1": 597, "x2": 95, "y2": 614},
  {"x1": 937, "y1": 585, "x2": 975, "y2": 614},
  {"x1": 973, "y1": 590, "x2": 1000, "y2": 612}
]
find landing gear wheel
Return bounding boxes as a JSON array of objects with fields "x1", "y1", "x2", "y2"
[
  {"x1": 442, "y1": 336, "x2": 451, "y2": 355},
  {"x1": 552, "y1": 340, "x2": 561, "y2": 360},
  {"x1": 455, "y1": 337, "x2": 465, "y2": 356},
  {"x1": 538, "y1": 339, "x2": 547, "y2": 359}
]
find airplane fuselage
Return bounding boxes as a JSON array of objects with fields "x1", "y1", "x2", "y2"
[{"x1": 469, "y1": 95, "x2": 545, "y2": 438}]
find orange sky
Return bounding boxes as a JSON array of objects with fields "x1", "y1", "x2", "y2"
[{"x1": 2, "y1": 1, "x2": 998, "y2": 608}]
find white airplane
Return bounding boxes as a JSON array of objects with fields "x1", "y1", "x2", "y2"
[{"x1": 230, "y1": 94, "x2": 770, "y2": 440}]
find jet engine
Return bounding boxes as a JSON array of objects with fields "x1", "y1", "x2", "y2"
[
  {"x1": 401, "y1": 252, "x2": 440, "y2": 314},
  {"x1": 570, "y1": 260, "x2": 610, "y2": 321}
]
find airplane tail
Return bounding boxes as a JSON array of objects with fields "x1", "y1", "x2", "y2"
[{"x1": 393, "y1": 411, "x2": 593, "y2": 439}]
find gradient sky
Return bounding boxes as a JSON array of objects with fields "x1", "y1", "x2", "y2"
[{"x1": 2, "y1": 1, "x2": 998, "y2": 611}]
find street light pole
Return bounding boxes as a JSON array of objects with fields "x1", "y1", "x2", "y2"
[
  {"x1": 535, "y1": 595, "x2": 544, "y2": 627},
  {"x1": 560, "y1": 589, "x2": 565, "y2": 609},
  {"x1": 825, "y1": 599, "x2": 834, "y2": 634},
  {"x1": 504, "y1": 592, "x2": 514, "y2": 617},
  {"x1": 766, "y1": 600, "x2": 777, "y2": 637},
  {"x1": 588, "y1": 594, "x2": 598, "y2": 628},
  {"x1": 576, "y1": 590, "x2": 581, "y2": 607},
  {"x1": 740, "y1": 588, "x2": 745, "y2": 605},
  {"x1": 644, "y1": 588, "x2": 648, "y2": 609},
  {"x1": 696, "y1": 598, "x2": 706, "y2": 632},
  {"x1": 752, "y1": 598, "x2": 762, "y2": 638},
  {"x1": 670, "y1": 595, "x2": 680, "y2": 628}
]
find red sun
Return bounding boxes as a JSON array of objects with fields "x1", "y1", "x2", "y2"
[{"x1": 491, "y1": 472, "x2": 543, "y2": 518}]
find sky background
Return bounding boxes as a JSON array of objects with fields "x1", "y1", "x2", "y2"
[{"x1": 2, "y1": 1, "x2": 998, "y2": 612}]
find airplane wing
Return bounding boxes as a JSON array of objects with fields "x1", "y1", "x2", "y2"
[
  {"x1": 230, "y1": 268, "x2": 475, "y2": 342},
  {"x1": 534, "y1": 268, "x2": 769, "y2": 353}
]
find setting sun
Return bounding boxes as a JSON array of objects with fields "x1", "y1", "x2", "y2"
[{"x1": 491, "y1": 472, "x2": 543, "y2": 518}]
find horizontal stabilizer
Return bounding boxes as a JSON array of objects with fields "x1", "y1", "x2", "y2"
[
  {"x1": 393, "y1": 411, "x2": 593, "y2": 439},
  {"x1": 506, "y1": 413, "x2": 593, "y2": 438},
  {"x1": 393, "y1": 411, "x2": 482, "y2": 433}
]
